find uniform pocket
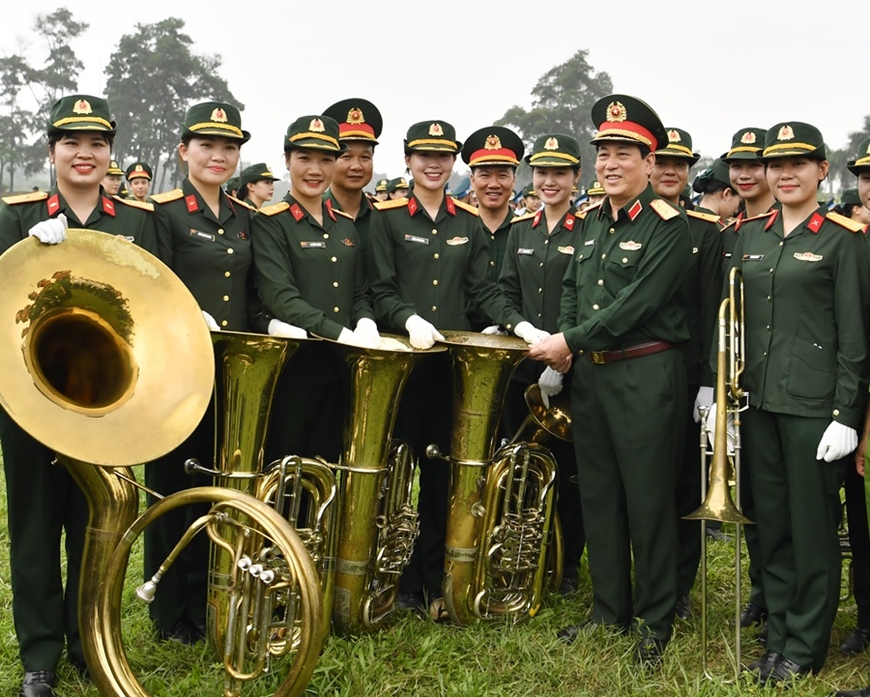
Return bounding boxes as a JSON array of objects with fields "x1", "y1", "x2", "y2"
[{"x1": 786, "y1": 335, "x2": 836, "y2": 401}]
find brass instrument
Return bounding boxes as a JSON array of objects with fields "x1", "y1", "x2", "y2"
[
  {"x1": 684, "y1": 266, "x2": 752, "y2": 679},
  {"x1": 427, "y1": 331, "x2": 560, "y2": 624},
  {"x1": 0, "y1": 230, "x2": 323, "y2": 697}
]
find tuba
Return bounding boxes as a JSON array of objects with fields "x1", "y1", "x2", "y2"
[
  {"x1": 0, "y1": 230, "x2": 323, "y2": 697},
  {"x1": 427, "y1": 331, "x2": 560, "y2": 624}
]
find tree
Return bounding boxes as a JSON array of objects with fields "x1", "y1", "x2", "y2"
[
  {"x1": 496, "y1": 50, "x2": 614, "y2": 183},
  {"x1": 828, "y1": 116, "x2": 870, "y2": 196},
  {"x1": 104, "y1": 18, "x2": 244, "y2": 191}
]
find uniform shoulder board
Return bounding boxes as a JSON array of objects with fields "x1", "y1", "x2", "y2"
[
  {"x1": 511, "y1": 212, "x2": 536, "y2": 224},
  {"x1": 451, "y1": 198, "x2": 480, "y2": 216},
  {"x1": 2, "y1": 191, "x2": 48, "y2": 205},
  {"x1": 576, "y1": 209, "x2": 588, "y2": 220},
  {"x1": 826, "y1": 211, "x2": 866, "y2": 233},
  {"x1": 259, "y1": 201, "x2": 290, "y2": 217},
  {"x1": 583, "y1": 200, "x2": 604, "y2": 213},
  {"x1": 374, "y1": 198, "x2": 410, "y2": 211},
  {"x1": 720, "y1": 218, "x2": 737, "y2": 233},
  {"x1": 227, "y1": 195, "x2": 256, "y2": 211},
  {"x1": 150, "y1": 189, "x2": 184, "y2": 205},
  {"x1": 686, "y1": 209, "x2": 721, "y2": 224},
  {"x1": 649, "y1": 198, "x2": 681, "y2": 220},
  {"x1": 115, "y1": 197, "x2": 154, "y2": 212},
  {"x1": 333, "y1": 208, "x2": 354, "y2": 220},
  {"x1": 742, "y1": 210, "x2": 776, "y2": 224}
]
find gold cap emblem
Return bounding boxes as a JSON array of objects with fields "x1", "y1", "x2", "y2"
[
  {"x1": 210, "y1": 108, "x2": 227, "y2": 123},
  {"x1": 73, "y1": 99, "x2": 92, "y2": 115},
  {"x1": 134, "y1": 164, "x2": 144, "y2": 173},
  {"x1": 110, "y1": 160, "x2": 119, "y2": 168},
  {"x1": 740, "y1": 131, "x2": 757, "y2": 144},
  {"x1": 310, "y1": 118, "x2": 325, "y2": 132},
  {"x1": 346, "y1": 107, "x2": 365, "y2": 125},
  {"x1": 667, "y1": 129, "x2": 681, "y2": 143},
  {"x1": 865, "y1": 143, "x2": 870, "y2": 155},
  {"x1": 777, "y1": 125, "x2": 795, "y2": 141},
  {"x1": 485, "y1": 135, "x2": 502, "y2": 150},
  {"x1": 606, "y1": 101, "x2": 627, "y2": 123},
  {"x1": 544, "y1": 137, "x2": 559, "y2": 151},
  {"x1": 429, "y1": 122, "x2": 444, "y2": 137}
]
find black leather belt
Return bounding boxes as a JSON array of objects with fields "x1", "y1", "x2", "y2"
[{"x1": 581, "y1": 341, "x2": 674, "y2": 365}]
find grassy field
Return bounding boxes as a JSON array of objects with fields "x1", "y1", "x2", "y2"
[{"x1": 0, "y1": 460, "x2": 867, "y2": 697}]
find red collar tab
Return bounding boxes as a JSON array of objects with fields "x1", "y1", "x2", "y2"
[
  {"x1": 733, "y1": 211, "x2": 745, "y2": 232},
  {"x1": 46, "y1": 194, "x2": 61, "y2": 216},
  {"x1": 564, "y1": 213, "x2": 576, "y2": 230},
  {"x1": 445, "y1": 197, "x2": 456, "y2": 216},
  {"x1": 185, "y1": 194, "x2": 199, "y2": 213},
  {"x1": 532, "y1": 209, "x2": 543, "y2": 228},
  {"x1": 101, "y1": 196, "x2": 116, "y2": 217},
  {"x1": 325, "y1": 199, "x2": 336, "y2": 221},
  {"x1": 628, "y1": 200, "x2": 643, "y2": 221},
  {"x1": 764, "y1": 209, "x2": 779, "y2": 231},
  {"x1": 808, "y1": 212, "x2": 824, "y2": 234},
  {"x1": 407, "y1": 197, "x2": 419, "y2": 216},
  {"x1": 289, "y1": 203, "x2": 305, "y2": 221}
]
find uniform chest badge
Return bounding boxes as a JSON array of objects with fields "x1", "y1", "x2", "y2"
[
  {"x1": 517, "y1": 248, "x2": 534, "y2": 255},
  {"x1": 445, "y1": 236, "x2": 469, "y2": 246},
  {"x1": 793, "y1": 252, "x2": 823, "y2": 262},
  {"x1": 557, "y1": 245, "x2": 575, "y2": 255},
  {"x1": 619, "y1": 241, "x2": 642, "y2": 251},
  {"x1": 341, "y1": 238, "x2": 354, "y2": 247},
  {"x1": 742, "y1": 254, "x2": 764, "y2": 261},
  {"x1": 190, "y1": 229, "x2": 215, "y2": 241},
  {"x1": 300, "y1": 241, "x2": 326, "y2": 249},
  {"x1": 583, "y1": 238, "x2": 596, "y2": 246},
  {"x1": 237, "y1": 231, "x2": 248, "y2": 241},
  {"x1": 692, "y1": 246, "x2": 699, "y2": 254},
  {"x1": 404, "y1": 234, "x2": 429, "y2": 245}
]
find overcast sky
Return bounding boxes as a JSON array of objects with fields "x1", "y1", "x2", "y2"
[{"x1": 2, "y1": 1, "x2": 868, "y2": 185}]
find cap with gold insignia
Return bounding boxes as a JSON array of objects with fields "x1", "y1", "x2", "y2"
[
  {"x1": 847, "y1": 137, "x2": 870, "y2": 175},
  {"x1": 692, "y1": 157, "x2": 731, "y2": 193},
  {"x1": 47, "y1": 95, "x2": 116, "y2": 136},
  {"x1": 240, "y1": 162, "x2": 280, "y2": 188},
  {"x1": 520, "y1": 183, "x2": 537, "y2": 198},
  {"x1": 760, "y1": 122, "x2": 826, "y2": 161},
  {"x1": 225, "y1": 177, "x2": 240, "y2": 194},
  {"x1": 386, "y1": 177, "x2": 410, "y2": 194},
  {"x1": 106, "y1": 159, "x2": 124, "y2": 176},
  {"x1": 525, "y1": 133, "x2": 581, "y2": 168},
  {"x1": 182, "y1": 101, "x2": 250, "y2": 143},
  {"x1": 126, "y1": 161, "x2": 153, "y2": 181},
  {"x1": 841, "y1": 188, "x2": 862, "y2": 206},
  {"x1": 375, "y1": 178, "x2": 389, "y2": 193},
  {"x1": 404, "y1": 121, "x2": 462, "y2": 155},
  {"x1": 586, "y1": 179, "x2": 605, "y2": 196},
  {"x1": 461, "y1": 126, "x2": 524, "y2": 167},
  {"x1": 284, "y1": 115, "x2": 345, "y2": 153},
  {"x1": 590, "y1": 94, "x2": 666, "y2": 152},
  {"x1": 322, "y1": 98, "x2": 382, "y2": 145},
  {"x1": 722, "y1": 127, "x2": 766, "y2": 162},
  {"x1": 655, "y1": 127, "x2": 700, "y2": 165}
]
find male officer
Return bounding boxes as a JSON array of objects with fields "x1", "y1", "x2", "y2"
[
  {"x1": 237, "y1": 162, "x2": 279, "y2": 208},
  {"x1": 125, "y1": 161, "x2": 153, "y2": 202},
  {"x1": 528, "y1": 94, "x2": 691, "y2": 666},
  {"x1": 102, "y1": 159, "x2": 124, "y2": 196}
]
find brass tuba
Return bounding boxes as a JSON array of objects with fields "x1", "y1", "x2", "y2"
[
  {"x1": 0, "y1": 230, "x2": 324, "y2": 697},
  {"x1": 427, "y1": 331, "x2": 560, "y2": 624}
]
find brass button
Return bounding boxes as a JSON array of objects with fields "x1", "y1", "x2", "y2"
[
  {"x1": 769, "y1": 268, "x2": 774, "y2": 274},
  {"x1": 622, "y1": 257, "x2": 628, "y2": 263},
  {"x1": 779, "y1": 241, "x2": 783, "y2": 246},
  {"x1": 608, "y1": 228, "x2": 615, "y2": 234},
  {"x1": 767, "y1": 295, "x2": 771, "y2": 301},
  {"x1": 223, "y1": 295, "x2": 229, "y2": 301},
  {"x1": 592, "y1": 304, "x2": 599, "y2": 310},
  {"x1": 324, "y1": 233, "x2": 329, "y2": 239},
  {"x1": 537, "y1": 287, "x2": 543, "y2": 293},
  {"x1": 227, "y1": 248, "x2": 234, "y2": 254},
  {"x1": 537, "y1": 313, "x2": 542, "y2": 318},
  {"x1": 544, "y1": 240, "x2": 549, "y2": 245},
  {"x1": 432, "y1": 279, "x2": 438, "y2": 286},
  {"x1": 331, "y1": 256, "x2": 337, "y2": 262},
  {"x1": 333, "y1": 306, "x2": 340, "y2": 313},
  {"x1": 224, "y1": 271, "x2": 231, "y2": 277},
  {"x1": 597, "y1": 279, "x2": 603, "y2": 286},
  {"x1": 601, "y1": 253, "x2": 606, "y2": 259},
  {"x1": 834, "y1": 409, "x2": 841, "y2": 416},
  {"x1": 217, "y1": 228, "x2": 224, "y2": 235},
  {"x1": 766, "y1": 325, "x2": 770, "y2": 330},
  {"x1": 431, "y1": 305, "x2": 437, "y2": 312},
  {"x1": 220, "y1": 319, "x2": 228, "y2": 327},
  {"x1": 432, "y1": 229, "x2": 438, "y2": 235},
  {"x1": 490, "y1": 260, "x2": 495, "y2": 267},
  {"x1": 434, "y1": 253, "x2": 440, "y2": 259}
]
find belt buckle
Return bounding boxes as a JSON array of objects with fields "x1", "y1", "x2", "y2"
[{"x1": 590, "y1": 351, "x2": 606, "y2": 365}]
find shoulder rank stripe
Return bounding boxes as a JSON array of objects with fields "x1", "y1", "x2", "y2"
[
  {"x1": 511, "y1": 212, "x2": 536, "y2": 223},
  {"x1": 150, "y1": 189, "x2": 184, "y2": 204},
  {"x1": 374, "y1": 198, "x2": 410, "y2": 211},
  {"x1": 826, "y1": 211, "x2": 866, "y2": 233},
  {"x1": 116, "y1": 198, "x2": 154, "y2": 212},
  {"x1": 228, "y1": 195, "x2": 256, "y2": 211},
  {"x1": 649, "y1": 198, "x2": 680, "y2": 220},
  {"x1": 259, "y1": 201, "x2": 290, "y2": 217},
  {"x1": 686, "y1": 209, "x2": 721, "y2": 224},
  {"x1": 2, "y1": 191, "x2": 48, "y2": 205},
  {"x1": 452, "y1": 198, "x2": 480, "y2": 216},
  {"x1": 333, "y1": 208, "x2": 354, "y2": 220}
]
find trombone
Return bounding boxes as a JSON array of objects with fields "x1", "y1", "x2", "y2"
[{"x1": 684, "y1": 266, "x2": 753, "y2": 680}]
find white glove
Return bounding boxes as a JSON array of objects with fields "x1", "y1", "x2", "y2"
[
  {"x1": 336, "y1": 326, "x2": 375, "y2": 348},
  {"x1": 514, "y1": 320, "x2": 550, "y2": 346},
  {"x1": 354, "y1": 317, "x2": 381, "y2": 347},
  {"x1": 816, "y1": 421, "x2": 859, "y2": 462},
  {"x1": 405, "y1": 314, "x2": 444, "y2": 350},
  {"x1": 481, "y1": 324, "x2": 507, "y2": 336},
  {"x1": 28, "y1": 213, "x2": 67, "y2": 244},
  {"x1": 538, "y1": 367, "x2": 563, "y2": 408},
  {"x1": 202, "y1": 311, "x2": 220, "y2": 331},
  {"x1": 268, "y1": 318, "x2": 307, "y2": 339},
  {"x1": 693, "y1": 386, "x2": 715, "y2": 423},
  {"x1": 705, "y1": 402, "x2": 735, "y2": 455}
]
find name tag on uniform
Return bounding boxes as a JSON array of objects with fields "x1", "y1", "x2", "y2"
[
  {"x1": 446, "y1": 236, "x2": 469, "y2": 246},
  {"x1": 116, "y1": 235, "x2": 135, "y2": 242},
  {"x1": 742, "y1": 254, "x2": 764, "y2": 261},
  {"x1": 517, "y1": 248, "x2": 534, "y2": 255},
  {"x1": 584, "y1": 239, "x2": 596, "y2": 246},
  {"x1": 404, "y1": 234, "x2": 429, "y2": 245},
  {"x1": 692, "y1": 246, "x2": 699, "y2": 254},
  {"x1": 794, "y1": 252, "x2": 823, "y2": 262},
  {"x1": 619, "y1": 241, "x2": 642, "y2": 251},
  {"x1": 190, "y1": 229, "x2": 215, "y2": 242},
  {"x1": 723, "y1": 252, "x2": 732, "y2": 259},
  {"x1": 558, "y1": 246, "x2": 575, "y2": 255},
  {"x1": 300, "y1": 241, "x2": 326, "y2": 249}
]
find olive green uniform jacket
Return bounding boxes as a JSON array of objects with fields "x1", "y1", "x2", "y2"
[
  {"x1": 324, "y1": 188, "x2": 376, "y2": 264},
  {"x1": 684, "y1": 207, "x2": 723, "y2": 385}
]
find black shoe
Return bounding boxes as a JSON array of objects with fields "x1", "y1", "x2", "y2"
[
  {"x1": 635, "y1": 636, "x2": 667, "y2": 669},
  {"x1": 157, "y1": 620, "x2": 195, "y2": 645},
  {"x1": 834, "y1": 687, "x2": 870, "y2": 697},
  {"x1": 767, "y1": 657, "x2": 812, "y2": 686},
  {"x1": 395, "y1": 591, "x2": 424, "y2": 611},
  {"x1": 841, "y1": 626, "x2": 870, "y2": 655},
  {"x1": 558, "y1": 575, "x2": 579, "y2": 595},
  {"x1": 20, "y1": 670, "x2": 56, "y2": 697},
  {"x1": 740, "y1": 602, "x2": 768, "y2": 627},
  {"x1": 675, "y1": 594, "x2": 692, "y2": 620},
  {"x1": 757, "y1": 618, "x2": 769, "y2": 646},
  {"x1": 186, "y1": 617, "x2": 207, "y2": 643},
  {"x1": 741, "y1": 650, "x2": 781, "y2": 686}
]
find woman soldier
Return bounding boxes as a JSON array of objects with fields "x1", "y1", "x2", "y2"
[
  {"x1": 147, "y1": 101, "x2": 254, "y2": 644},
  {"x1": 237, "y1": 162, "x2": 279, "y2": 209},
  {"x1": 367, "y1": 120, "x2": 543, "y2": 614},
  {"x1": 692, "y1": 158, "x2": 741, "y2": 224},
  {"x1": 649, "y1": 128, "x2": 722, "y2": 620},
  {"x1": 721, "y1": 123, "x2": 870, "y2": 686},
  {"x1": 497, "y1": 132, "x2": 586, "y2": 593},
  {"x1": 252, "y1": 114, "x2": 378, "y2": 469},
  {"x1": 0, "y1": 94, "x2": 158, "y2": 697}
]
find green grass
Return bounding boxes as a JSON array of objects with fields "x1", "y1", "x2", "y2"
[{"x1": 0, "y1": 460, "x2": 866, "y2": 696}]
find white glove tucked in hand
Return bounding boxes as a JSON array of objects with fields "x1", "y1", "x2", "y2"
[
  {"x1": 481, "y1": 325, "x2": 507, "y2": 336},
  {"x1": 693, "y1": 386, "x2": 715, "y2": 423},
  {"x1": 816, "y1": 420, "x2": 858, "y2": 462},
  {"x1": 405, "y1": 314, "x2": 444, "y2": 350},
  {"x1": 268, "y1": 318, "x2": 307, "y2": 339},
  {"x1": 28, "y1": 213, "x2": 68, "y2": 245},
  {"x1": 202, "y1": 311, "x2": 220, "y2": 331},
  {"x1": 514, "y1": 320, "x2": 550, "y2": 346},
  {"x1": 336, "y1": 326, "x2": 376, "y2": 348},
  {"x1": 538, "y1": 367, "x2": 564, "y2": 408},
  {"x1": 705, "y1": 402, "x2": 736, "y2": 455},
  {"x1": 353, "y1": 317, "x2": 381, "y2": 347}
]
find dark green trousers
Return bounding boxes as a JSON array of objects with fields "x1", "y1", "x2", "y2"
[
  {"x1": 0, "y1": 408, "x2": 87, "y2": 670},
  {"x1": 571, "y1": 348, "x2": 686, "y2": 640},
  {"x1": 742, "y1": 407, "x2": 845, "y2": 670}
]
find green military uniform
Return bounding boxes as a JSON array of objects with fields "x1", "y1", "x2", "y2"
[
  {"x1": 386, "y1": 176, "x2": 410, "y2": 198},
  {"x1": 237, "y1": 162, "x2": 279, "y2": 209},
  {"x1": 323, "y1": 188, "x2": 376, "y2": 261},
  {"x1": 559, "y1": 95, "x2": 691, "y2": 647},
  {"x1": 730, "y1": 123, "x2": 870, "y2": 675}
]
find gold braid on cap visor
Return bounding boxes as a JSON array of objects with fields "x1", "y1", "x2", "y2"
[
  {"x1": 189, "y1": 122, "x2": 244, "y2": 138},
  {"x1": 593, "y1": 128, "x2": 652, "y2": 147},
  {"x1": 854, "y1": 156, "x2": 870, "y2": 167},
  {"x1": 658, "y1": 143, "x2": 694, "y2": 157},
  {"x1": 407, "y1": 138, "x2": 458, "y2": 149},
  {"x1": 340, "y1": 129, "x2": 377, "y2": 140},
  {"x1": 528, "y1": 152, "x2": 580, "y2": 165},
  {"x1": 288, "y1": 132, "x2": 340, "y2": 149},
  {"x1": 469, "y1": 154, "x2": 520, "y2": 166},
  {"x1": 726, "y1": 146, "x2": 762, "y2": 157},
  {"x1": 52, "y1": 116, "x2": 114, "y2": 130},
  {"x1": 762, "y1": 142, "x2": 818, "y2": 157}
]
